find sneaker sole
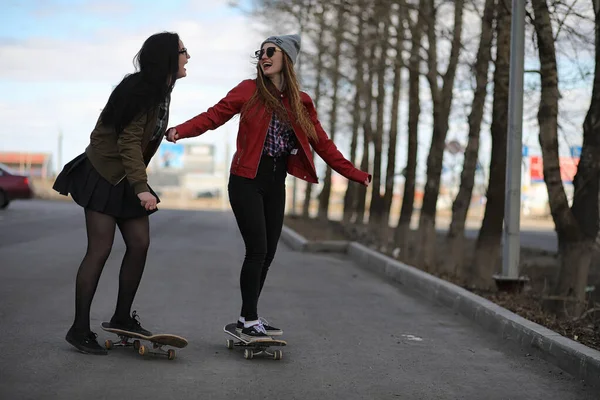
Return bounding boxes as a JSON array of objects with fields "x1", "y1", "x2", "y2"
[
  {"x1": 240, "y1": 334, "x2": 276, "y2": 343},
  {"x1": 65, "y1": 336, "x2": 108, "y2": 355},
  {"x1": 235, "y1": 328, "x2": 283, "y2": 336},
  {"x1": 101, "y1": 323, "x2": 152, "y2": 339},
  {"x1": 264, "y1": 330, "x2": 283, "y2": 336},
  {"x1": 236, "y1": 327, "x2": 282, "y2": 337}
]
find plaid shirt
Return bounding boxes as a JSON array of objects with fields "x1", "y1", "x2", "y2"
[
  {"x1": 151, "y1": 96, "x2": 170, "y2": 141},
  {"x1": 262, "y1": 113, "x2": 295, "y2": 158}
]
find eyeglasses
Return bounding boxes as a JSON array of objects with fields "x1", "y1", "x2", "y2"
[
  {"x1": 179, "y1": 48, "x2": 188, "y2": 56},
  {"x1": 254, "y1": 47, "x2": 281, "y2": 59}
]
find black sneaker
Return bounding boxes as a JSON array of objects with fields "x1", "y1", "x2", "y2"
[
  {"x1": 240, "y1": 323, "x2": 273, "y2": 342},
  {"x1": 259, "y1": 317, "x2": 283, "y2": 336},
  {"x1": 108, "y1": 310, "x2": 152, "y2": 337},
  {"x1": 65, "y1": 327, "x2": 107, "y2": 355}
]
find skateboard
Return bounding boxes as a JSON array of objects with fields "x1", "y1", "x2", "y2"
[
  {"x1": 223, "y1": 323, "x2": 286, "y2": 360},
  {"x1": 101, "y1": 322, "x2": 188, "y2": 360}
]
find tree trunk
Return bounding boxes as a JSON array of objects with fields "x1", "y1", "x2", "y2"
[
  {"x1": 343, "y1": 6, "x2": 366, "y2": 225},
  {"x1": 380, "y1": 3, "x2": 406, "y2": 248},
  {"x1": 533, "y1": 0, "x2": 597, "y2": 317},
  {"x1": 445, "y1": 0, "x2": 495, "y2": 278},
  {"x1": 469, "y1": 0, "x2": 510, "y2": 290},
  {"x1": 368, "y1": 8, "x2": 390, "y2": 231},
  {"x1": 416, "y1": 0, "x2": 465, "y2": 272},
  {"x1": 317, "y1": 3, "x2": 346, "y2": 221},
  {"x1": 355, "y1": 28, "x2": 377, "y2": 225},
  {"x1": 395, "y1": 2, "x2": 425, "y2": 261},
  {"x1": 302, "y1": 6, "x2": 327, "y2": 219}
]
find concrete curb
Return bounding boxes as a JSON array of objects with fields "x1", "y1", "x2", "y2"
[
  {"x1": 281, "y1": 225, "x2": 600, "y2": 388},
  {"x1": 280, "y1": 226, "x2": 308, "y2": 251},
  {"x1": 280, "y1": 226, "x2": 349, "y2": 253}
]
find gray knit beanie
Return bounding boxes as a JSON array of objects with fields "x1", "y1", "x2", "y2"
[{"x1": 260, "y1": 34, "x2": 301, "y2": 65}]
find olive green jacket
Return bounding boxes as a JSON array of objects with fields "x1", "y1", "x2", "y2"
[{"x1": 85, "y1": 106, "x2": 168, "y2": 195}]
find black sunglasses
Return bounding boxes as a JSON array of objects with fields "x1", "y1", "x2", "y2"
[
  {"x1": 179, "y1": 48, "x2": 188, "y2": 56},
  {"x1": 255, "y1": 47, "x2": 281, "y2": 59}
]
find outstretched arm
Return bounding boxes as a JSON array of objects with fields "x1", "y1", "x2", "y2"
[
  {"x1": 304, "y1": 94, "x2": 371, "y2": 186},
  {"x1": 168, "y1": 79, "x2": 254, "y2": 141}
]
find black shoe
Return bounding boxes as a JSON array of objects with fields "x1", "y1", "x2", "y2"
[
  {"x1": 259, "y1": 317, "x2": 283, "y2": 336},
  {"x1": 236, "y1": 318, "x2": 283, "y2": 336},
  {"x1": 65, "y1": 327, "x2": 108, "y2": 355},
  {"x1": 241, "y1": 323, "x2": 273, "y2": 342},
  {"x1": 108, "y1": 310, "x2": 152, "y2": 337}
]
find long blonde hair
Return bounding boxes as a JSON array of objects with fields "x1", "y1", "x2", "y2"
[{"x1": 241, "y1": 53, "x2": 318, "y2": 142}]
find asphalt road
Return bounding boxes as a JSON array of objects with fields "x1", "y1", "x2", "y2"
[
  {"x1": 0, "y1": 199, "x2": 595, "y2": 400},
  {"x1": 432, "y1": 217, "x2": 557, "y2": 253}
]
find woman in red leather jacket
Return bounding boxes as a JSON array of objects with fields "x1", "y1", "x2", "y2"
[{"x1": 166, "y1": 34, "x2": 370, "y2": 342}]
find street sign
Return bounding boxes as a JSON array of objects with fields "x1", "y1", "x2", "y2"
[
  {"x1": 570, "y1": 146, "x2": 582, "y2": 158},
  {"x1": 529, "y1": 155, "x2": 579, "y2": 184},
  {"x1": 530, "y1": 156, "x2": 544, "y2": 183}
]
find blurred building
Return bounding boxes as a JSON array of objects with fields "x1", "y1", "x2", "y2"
[
  {"x1": 147, "y1": 142, "x2": 224, "y2": 198},
  {"x1": 0, "y1": 152, "x2": 54, "y2": 178}
]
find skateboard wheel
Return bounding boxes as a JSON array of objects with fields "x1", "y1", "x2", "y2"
[
  {"x1": 167, "y1": 349, "x2": 176, "y2": 360},
  {"x1": 226, "y1": 340, "x2": 234, "y2": 350},
  {"x1": 105, "y1": 340, "x2": 113, "y2": 350},
  {"x1": 139, "y1": 345, "x2": 146, "y2": 356},
  {"x1": 273, "y1": 350, "x2": 283, "y2": 360},
  {"x1": 133, "y1": 340, "x2": 140, "y2": 351},
  {"x1": 244, "y1": 349, "x2": 254, "y2": 359}
]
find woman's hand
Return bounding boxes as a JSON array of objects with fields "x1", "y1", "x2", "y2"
[
  {"x1": 363, "y1": 175, "x2": 371, "y2": 187},
  {"x1": 166, "y1": 128, "x2": 179, "y2": 143},
  {"x1": 137, "y1": 191, "x2": 157, "y2": 210}
]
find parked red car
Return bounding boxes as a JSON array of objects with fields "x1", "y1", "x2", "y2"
[{"x1": 0, "y1": 162, "x2": 34, "y2": 209}]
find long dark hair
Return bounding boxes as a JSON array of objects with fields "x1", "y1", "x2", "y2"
[{"x1": 99, "y1": 32, "x2": 180, "y2": 134}]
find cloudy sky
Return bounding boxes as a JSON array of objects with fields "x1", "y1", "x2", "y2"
[
  {"x1": 0, "y1": 1, "x2": 593, "y2": 187},
  {"x1": 0, "y1": 0, "x2": 270, "y2": 172}
]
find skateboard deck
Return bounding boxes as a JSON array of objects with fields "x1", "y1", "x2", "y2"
[
  {"x1": 101, "y1": 322, "x2": 187, "y2": 360},
  {"x1": 223, "y1": 323, "x2": 286, "y2": 360}
]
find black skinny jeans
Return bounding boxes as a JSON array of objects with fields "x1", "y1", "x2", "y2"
[{"x1": 228, "y1": 155, "x2": 287, "y2": 321}]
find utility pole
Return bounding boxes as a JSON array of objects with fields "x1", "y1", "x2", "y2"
[
  {"x1": 58, "y1": 129, "x2": 63, "y2": 174},
  {"x1": 496, "y1": 0, "x2": 528, "y2": 291}
]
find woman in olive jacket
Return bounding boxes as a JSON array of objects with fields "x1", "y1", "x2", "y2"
[
  {"x1": 166, "y1": 34, "x2": 370, "y2": 342},
  {"x1": 53, "y1": 32, "x2": 190, "y2": 354}
]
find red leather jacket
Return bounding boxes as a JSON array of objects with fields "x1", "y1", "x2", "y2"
[{"x1": 174, "y1": 79, "x2": 370, "y2": 185}]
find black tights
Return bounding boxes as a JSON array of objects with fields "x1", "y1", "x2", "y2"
[
  {"x1": 72, "y1": 209, "x2": 150, "y2": 333},
  {"x1": 228, "y1": 156, "x2": 287, "y2": 322}
]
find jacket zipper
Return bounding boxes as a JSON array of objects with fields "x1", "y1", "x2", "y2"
[{"x1": 289, "y1": 124, "x2": 315, "y2": 180}]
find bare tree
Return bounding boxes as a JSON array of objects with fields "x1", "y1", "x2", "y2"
[
  {"x1": 343, "y1": 2, "x2": 367, "y2": 224},
  {"x1": 416, "y1": 0, "x2": 466, "y2": 271},
  {"x1": 469, "y1": 0, "x2": 510, "y2": 289},
  {"x1": 317, "y1": 2, "x2": 347, "y2": 220},
  {"x1": 367, "y1": 4, "x2": 391, "y2": 232},
  {"x1": 379, "y1": 2, "x2": 407, "y2": 246},
  {"x1": 302, "y1": 4, "x2": 328, "y2": 218},
  {"x1": 394, "y1": 0, "x2": 426, "y2": 258},
  {"x1": 534, "y1": 0, "x2": 599, "y2": 316},
  {"x1": 355, "y1": 18, "x2": 378, "y2": 224},
  {"x1": 445, "y1": 0, "x2": 496, "y2": 277}
]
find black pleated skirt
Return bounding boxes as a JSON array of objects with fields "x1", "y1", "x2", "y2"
[{"x1": 53, "y1": 153, "x2": 159, "y2": 219}]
